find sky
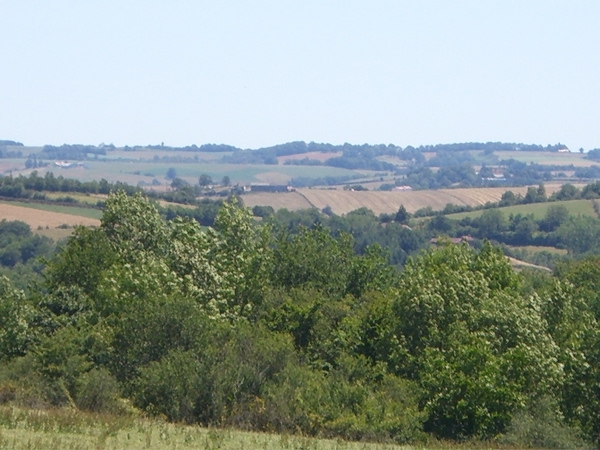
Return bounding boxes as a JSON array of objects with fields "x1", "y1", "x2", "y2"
[{"x1": 1, "y1": 1, "x2": 599, "y2": 150}]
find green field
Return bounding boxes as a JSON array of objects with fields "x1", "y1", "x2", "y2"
[
  {"x1": 0, "y1": 200, "x2": 103, "y2": 220},
  {"x1": 21, "y1": 162, "x2": 364, "y2": 186},
  {"x1": 445, "y1": 199, "x2": 598, "y2": 221},
  {"x1": 491, "y1": 151, "x2": 594, "y2": 167},
  {"x1": 101, "y1": 149, "x2": 232, "y2": 162}
]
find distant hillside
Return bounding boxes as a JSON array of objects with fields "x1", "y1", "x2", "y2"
[{"x1": 243, "y1": 184, "x2": 573, "y2": 216}]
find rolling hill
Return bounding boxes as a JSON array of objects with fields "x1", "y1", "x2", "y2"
[{"x1": 242, "y1": 184, "x2": 577, "y2": 216}]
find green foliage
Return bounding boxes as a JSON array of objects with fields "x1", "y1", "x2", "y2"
[
  {"x1": 0, "y1": 277, "x2": 35, "y2": 361},
  {"x1": 199, "y1": 173, "x2": 213, "y2": 186},
  {"x1": 394, "y1": 204, "x2": 410, "y2": 223},
  {"x1": 551, "y1": 183, "x2": 580, "y2": 201},
  {"x1": 101, "y1": 191, "x2": 168, "y2": 257},
  {"x1": 44, "y1": 226, "x2": 115, "y2": 299},
  {"x1": 5, "y1": 190, "x2": 600, "y2": 445},
  {"x1": 0, "y1": 220, "x2": 54, "y2": 288},
  {"x1": 74, "y1": 368, "x2": 121, "y2": 413},
  {"x1": 540, "y1": 204, "x2": 570, "y2": 232},
  {"x1": 108, "y1": 294, "x2": 213, "y2": 383},
  {"x1": 551, "y1": 257, "x2": 600, "y2": 444},
  {"x1": 133, "y1": 325, "x2": 295, "y2": 426},
  {"x1": 212, "y1": 197, "x2": 273, "y2": 318},
  {"x1": 133, "y1": 350, "x2": 205, "y2": 423},
  {"x1": 271, "y1": 226, "x2": 355, "y2": 298},
  {"x1": 271, "y1": 225, "x2": 393, "y2": 300},
  {"x1": 262, "y1": 361, "x2": 426, "y2": 443},
  {"x1": 554, "y1": 215, "x2": 600, "y2": 254},
  {"x1": 474, "y1": 209, "x2": 506, "y2": 239},
  {"x1": 500, "y1": 396, "x2": 589, "y2": 449},
  {"x1": 165, "y1": 167, "x2": 177, "y2": 180},
  {"x1": 377, "y1": 243, "x2": 562, "y2": 439}
]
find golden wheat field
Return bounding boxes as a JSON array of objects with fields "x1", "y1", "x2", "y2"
[{"x1": 242, "y1": 184, "x2": 577, "y2": 216}]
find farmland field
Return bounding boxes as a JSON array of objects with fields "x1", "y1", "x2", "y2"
[
  {"x1": 445, "y1": 199, "x2": 598, "y2": 221},
  {"x1": 19, "y1": 162, "x2": 364, "y2": 186},
  {"x1": 242, "y1": 184, "x2": 577, "y2": 216},
  {"x1": 102, "y1": 149, "x2": 231, "y2": 161},
  {"x1": 492, "y1": 151, "x2": 595, "y2": 167},
  {"x1": 508, "y1": 245, "x2": 568, "y2": 256},
  {"x1": 0, "y1": 158, "x2": 29, "y2": 175},
  {"x1": 242, "y1": 191, "x2": 314, "y2": 211},
  {"x1": 0, "y1": 200, "x2": 102, "y2": 220},
  {"x1": 0, "y1": 201, "x2": 100, "y2": 232},
  {"x1": 43, "y1": 192, "x2": 107, "y2": 205},
  {"x1": 277, "y1": 151, "x2": 342, "y2": 163}
]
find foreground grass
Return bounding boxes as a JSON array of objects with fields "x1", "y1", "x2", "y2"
[
  {"x1": 0, "y1": 406, "x2": 424, "y2": 450},
  {"x1": 0, "y1": 406, "x2": 529, "y2": 450}
]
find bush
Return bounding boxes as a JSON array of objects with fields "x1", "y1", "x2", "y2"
[
  {"x1": 261, "y1": 360, "x2": 426, "y2": 443},
  {"x1": 500, "y1": 396, "x2": 589, "y2": 449},
  {"x1": 133, "y1": 325, "x2": 297, "y2": 426},
  {"x1": 133, "y1": 350, "x2": 205, "y2": 423},
  {"x1": 0, "y1": 354, "x2": 66, "y2": 409},
  {"x1": 75, "y1": 368, "x2": 120, "y2": 413}
]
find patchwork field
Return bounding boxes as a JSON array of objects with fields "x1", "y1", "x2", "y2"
[
  {"x1": 242, "y1": 184, "x2": 575, "y2": 216},
  {"x1": 21, "y1": 162, "x2": 364, "y2": 186}
]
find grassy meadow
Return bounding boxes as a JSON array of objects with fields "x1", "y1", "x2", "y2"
[
  {"x1": 0, "y1": 406, "x2": 535, "y2": 450},
  {"x1": 0, "y1": 406, "x2": 430, "y2": 450}
]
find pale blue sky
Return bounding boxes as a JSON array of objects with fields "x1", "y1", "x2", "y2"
[{"x1": 1, "y1": 1, "x2": 599, "y2": 150}]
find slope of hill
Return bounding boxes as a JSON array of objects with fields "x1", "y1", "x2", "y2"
[
  {"x1": 445, "y1": 198, "x2": 598, "y2": 221},
  {"x1": 242, "y1": 184, "x2": 574, "y2": 216}
]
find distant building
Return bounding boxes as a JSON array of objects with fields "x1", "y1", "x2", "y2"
[
  {"x1": 54, "y1": 161, "x2": 82, "y2": 168},
  {"x1": 394, "y1": 185, "x2": 413, "y2": 191}
]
